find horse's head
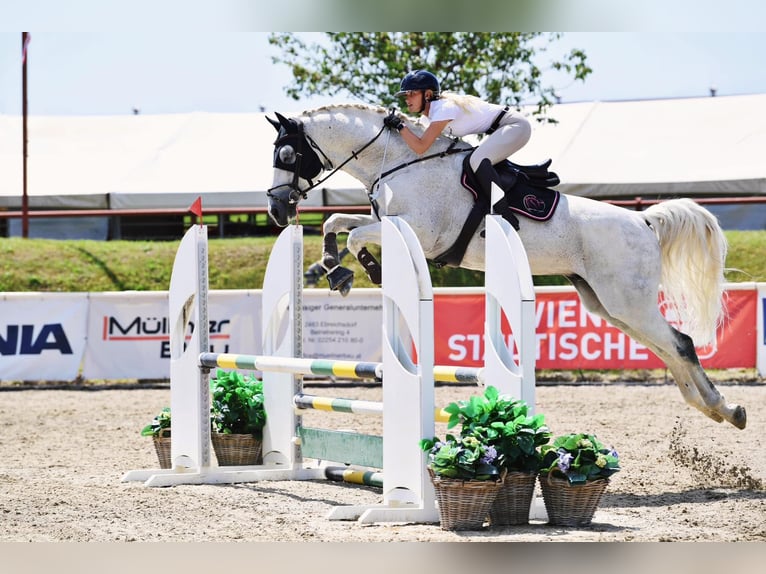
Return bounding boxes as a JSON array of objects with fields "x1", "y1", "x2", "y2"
[{"x1": 266, "y1": 112, "x2": 328, "y2": 226}]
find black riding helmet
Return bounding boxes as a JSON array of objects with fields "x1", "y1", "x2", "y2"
[{"x1": 395, "y1": 70, "x2": 441, "y2": 99}]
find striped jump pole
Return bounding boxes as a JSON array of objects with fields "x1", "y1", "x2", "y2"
[
  {"x1": 199, "y1": 351, "x2": 482, "y2": 385},
  {"x1": 200, "y1": 352, "x2": 383, "y2": 380},
  {"x1": 293, "y1": 393, "x2": 451, "y2": 423},
  {"x1": 324, "y1": 466, "x2": 384, "y2": 489}
]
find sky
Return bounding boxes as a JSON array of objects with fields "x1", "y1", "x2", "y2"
[{"x1": 1, "y1": 32, "x2": 766, "y2": 118}]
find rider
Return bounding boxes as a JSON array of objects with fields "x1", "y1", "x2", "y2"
[{"x1": 384, "y1": 69, "x2": 532, "y2": 216}]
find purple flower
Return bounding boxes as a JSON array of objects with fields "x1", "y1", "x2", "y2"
[
  {"x1": 557, "y1": 449, "x2": 573, "y2": 472},
  {"x1": 481, "y1": 445, "x2": 498, "y2": 464}
]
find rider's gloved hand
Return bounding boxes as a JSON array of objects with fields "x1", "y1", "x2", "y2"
[{"x1": 383, "y1": 111, "x2": 404, "y2": 132}]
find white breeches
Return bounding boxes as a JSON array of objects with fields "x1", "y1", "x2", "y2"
[{"x1": 469, "y1": 111, "x2": 532, "y2": 172}]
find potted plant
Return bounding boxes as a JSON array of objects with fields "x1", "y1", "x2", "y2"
[
  {"x1": 209, "y1": 369, "x2": 267, "y2": 466},
  {"x1": 442, "y1": 385, "x2": 552, "y2": 525},
  {"x1": 419, "y1": 433, "x2": 505, "y2": 531},
  {"x1": 537, "y1": 432, "x2": 621, "y2": 526},
  {"x1": 140, "y1": 407, "x2": 172, "y2": 469}
]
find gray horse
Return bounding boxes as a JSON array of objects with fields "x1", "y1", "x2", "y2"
[{"x1": 266, "y1": 103, "x2": 745, "y2": 430}]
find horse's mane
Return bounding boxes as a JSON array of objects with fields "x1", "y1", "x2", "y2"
[
  {"x1": 301, "y1": 102, "x2": 386, "y2": 116},
  {"x1": 300, "y1": 102, "x2": 472, "y2": 150}
]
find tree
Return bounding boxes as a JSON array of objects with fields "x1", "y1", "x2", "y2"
[{"x1": 268, "y1": 33, "x2": 591, "y2": 120}]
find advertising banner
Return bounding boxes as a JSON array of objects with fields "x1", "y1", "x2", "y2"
[
  {"x1": 433, "y1": 286, "x2": 757, "y2": 370},
  {"x1": 82, "y1": 291, "x2": 260, "y2": 380},
  {"x1": 1, "y1": 283, "x2": 758, "y2": 382},
  {"x1": 303, "y1": 289, "x2": 383, "y2": 362},
  {"x1": 80, "y1": 289, "x2": 384, "y2": 380},
  {"x1": 0, "y1": 293, "x2": 88, "y2": 381}
]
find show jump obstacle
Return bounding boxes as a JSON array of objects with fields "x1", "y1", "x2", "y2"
[{"x1": 123, "y1": 185, "x2": 536, "y2": 524}]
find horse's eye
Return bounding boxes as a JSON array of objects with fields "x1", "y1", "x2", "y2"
[{"x1": 278, "y1": 145, "x2": 296, "y2": 164}]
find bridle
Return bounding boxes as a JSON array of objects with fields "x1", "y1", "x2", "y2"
[
  {"x1": 266, "y1": 118, "x2": 387, "y2": 209},
  {"x1": 266, "y1": 113, "x2": 473, "y2": 215}
]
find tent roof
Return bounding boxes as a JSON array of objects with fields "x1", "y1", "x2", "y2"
[
  {"x1": 1, "y1": 93, "x2": 765, "y2": 210},
  {"x1": 513, "y1": 93, "x2": 766, "y2": 197}
]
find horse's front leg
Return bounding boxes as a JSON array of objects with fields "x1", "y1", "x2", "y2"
[{"x1": 320, "y1": 213, "x2": 377, "y2": 296}]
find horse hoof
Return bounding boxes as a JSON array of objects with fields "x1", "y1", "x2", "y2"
[
  {"x1": 304, "y1": 262, "x2": 327, "y2": 287},
  {"x1": 327, "y1": 266, "x2": 354, "y2": 295},
  {"x1": 730, "y1": 405, "x2": 747, "y2": 430}
]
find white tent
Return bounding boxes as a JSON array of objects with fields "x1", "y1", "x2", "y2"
[
  {"x1": 0, "y1": 110, "x2": 367, "y2": 212},
  {"x1": 512, "y1": 93, "x2": 766, "y2": 198},
  {"x1": 1, "y1": 93, "x2": 765, "y2": 234}
]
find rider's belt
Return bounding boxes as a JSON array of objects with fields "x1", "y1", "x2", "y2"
[{"x1": 486, "y1": 105, "x2": 510, "y2": 135}]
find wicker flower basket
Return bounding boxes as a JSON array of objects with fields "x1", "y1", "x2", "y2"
[
  {"x1": 538, "y1": 472, "x2": 609, "y2": 526},
  {"x1": 488, "y1": 470, "x2": 537, "y2": 526},
  {"x1": 152, "y1": 428, "x2": 172, "y2": 469},
  {"x1": 429, "y1": 468, "x2": 506, "y2": 531},
  {"x1": 211, "y1": 432, "x2": 263, "y2": 466}
]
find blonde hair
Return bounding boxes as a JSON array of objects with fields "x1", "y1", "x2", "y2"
[{"x1": 439, "y1": 91, "x2": 484, "y2": 113}]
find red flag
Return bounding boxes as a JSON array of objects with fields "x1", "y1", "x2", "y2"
[{"x1": 189, "y1": 197, "x2": 202, "y2": 219}]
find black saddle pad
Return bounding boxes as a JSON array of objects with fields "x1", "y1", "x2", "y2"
[
  {"x1": 460, "y1": 158, "x2": 560, "y2": 222},
  {"x1": 506, "y1": 179, "x2": 560, "y2": 221}
]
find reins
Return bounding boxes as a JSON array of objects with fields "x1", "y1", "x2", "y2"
[{"x1": 369, "y1": 137, "x2": 473, "y2": 192}]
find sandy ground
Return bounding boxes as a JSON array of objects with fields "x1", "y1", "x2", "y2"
[{"x1": 0, "y1": 380, "x2": 764, "y2": 543}]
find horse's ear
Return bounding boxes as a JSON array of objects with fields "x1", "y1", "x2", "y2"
[
  {"x1": 275, "y1": 112, "x2": 293, "y2": 131},
  {"x1": 266, "y1": 115, "x2": 281, "y2": 132}
]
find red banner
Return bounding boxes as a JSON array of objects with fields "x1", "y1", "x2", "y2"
[{"x1": 433, "y1": 288, "x2": 756, "y2": 370}]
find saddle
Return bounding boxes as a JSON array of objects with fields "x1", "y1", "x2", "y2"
[{"x1": 432, "y1": 156, "x2": 561, "y2": 268}]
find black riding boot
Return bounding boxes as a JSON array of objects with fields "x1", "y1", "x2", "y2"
[{"x1": 473, "y1": 158, "x2": 520, "y2": 230}]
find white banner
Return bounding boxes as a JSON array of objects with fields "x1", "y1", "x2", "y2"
[
  {"x1": 82, "y1": 290, "x2": 261, "y2": 380},
  {"x1": 0, "y1": 293, "x2": 88, "y2": 381},
  {"x1": 303, "y1": 289, "x2": 383, "y2": 362}
]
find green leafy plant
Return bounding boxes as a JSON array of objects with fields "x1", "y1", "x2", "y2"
[
  {"x1": 444, "y1": 385, "x2": 551, "y2": 473},
  {"x1": 420, "y1": 434, "x2": 501, "y2": 481},
  {"x1": 140, "y1": 407, "x2": 171, "y2": 437},
  {"x1": 210, "y1": 369, "x2": 267, "y2": 437},
  {"x1": 539, "y1": 433, "x2": 620, "y2": 485}
]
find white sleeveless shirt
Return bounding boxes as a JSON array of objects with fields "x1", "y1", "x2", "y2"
[{"x1": 427, "y1": 98, "x2": 506, "y2": 137}]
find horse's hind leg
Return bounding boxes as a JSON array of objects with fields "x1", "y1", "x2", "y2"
[
  {"x1": 568, "y1": 274, "x2": 746, "y2": 429},
  {"x1": 569, "y1": 275, "x2": 710, "y2": 413}
]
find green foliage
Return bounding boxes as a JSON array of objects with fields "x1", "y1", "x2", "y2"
[
  {"x1": 0, "y1": 231, "x2": 760, "y2": 292},
  {"x1": 210, "y1": 369, "x2": 267, "y2": 437},
  {"x1": 140, "y1": 407, "x2": 171, "y2": 437},
  {"x1": 539, "y1": 433, "x2": 620, "y2": 485},
  {"x1": 419, "y1": 434, "x2": 501, "y2": 481},
  {"x1": 444, "y1": 385, "x2": 551, "y2": 472},
  {"x1": 268, "y1": 32, "x2": 591, "y2": 121}
]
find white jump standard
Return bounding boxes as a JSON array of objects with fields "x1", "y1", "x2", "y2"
[{"x1": 122, "y1": 197, "x2": 536, "y2": 524}]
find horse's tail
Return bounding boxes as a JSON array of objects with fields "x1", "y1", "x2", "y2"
[{"x1": 643, "y1": 198, "x2": 727, "y2": 346}]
